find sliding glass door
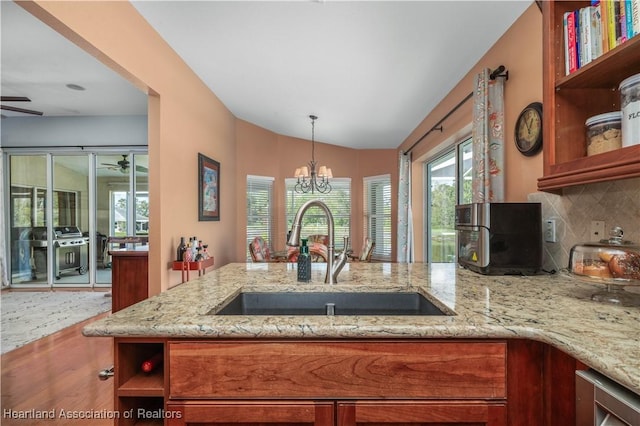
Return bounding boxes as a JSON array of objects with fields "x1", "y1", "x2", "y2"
[
  {"x1": 9, "y1": 155, "x2": 49, "y2": 286},
  {"x1": 424, "y1": 138, "x2": 472, "y2": 263},
  {"x1": 51, "y1": 155, "x2": 90, "y2": 286},
  {"x1": 6, "y1": 150, "x2": 147, "y2": 288}
]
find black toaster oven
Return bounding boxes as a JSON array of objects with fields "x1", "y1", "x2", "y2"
[{"x1": 455, "y1": 202, "x2": 542, "y2": 275}]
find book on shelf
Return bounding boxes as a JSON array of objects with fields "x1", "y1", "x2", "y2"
[
  {"x1": 564, "y1": 1, "x2": 639, "y2": 75},
  {"x1": 565, "y1": 10, "x2": 578, "y2": 75},
  {"x1": 592, "y1": 4, "x2": 604, "y2": 59},
  {"x1": 630, "y1": 0, "x2": 640, "y2": 37},
  {"x1": 580, "y1": 6, "x2": 594, "y2": 66},
  {"x1": 598, "y1": 0, "x2": 611, "y2": 54},
  {"x1": 620, "y1": 0, "x2": 628, "y2": 44},
  {"x1": 609, "y1": 0, "x2": 620, "y2": 49}
]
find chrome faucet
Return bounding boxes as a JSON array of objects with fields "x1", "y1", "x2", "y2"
[{"x1": 287, "y1": 199, "x2": 348, "y2": 284}]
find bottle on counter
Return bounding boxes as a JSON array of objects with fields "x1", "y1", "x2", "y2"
[
  {"x1": 176, "y1": 237, "x2": 186, "y2": 261},
  {"x1": 195, "y1": 247, "x2": 203, "y2": 261},
  {"x1": 297, "y1": 238, "x2": 312, "y2": 282},
  {"x1": 184, "y1": 240, "x2": 193, "y2": 262},
  {"x1": 192, "y1": 236, "x2": 198, "y2": 258}
]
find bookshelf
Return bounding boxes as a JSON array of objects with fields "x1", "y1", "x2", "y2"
[{"x1": 538, "y1": 1, "x2": 640, "y2": 191}]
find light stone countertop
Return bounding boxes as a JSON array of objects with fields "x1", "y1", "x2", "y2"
[{"x1": 83, "y1": 262, "x2": 640, "y2": 393}]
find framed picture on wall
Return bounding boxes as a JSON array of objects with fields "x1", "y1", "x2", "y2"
[{"x1": 198, "y1": 153, "x2": 220, "y2": 221}]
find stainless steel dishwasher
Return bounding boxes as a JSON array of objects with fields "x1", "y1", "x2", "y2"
[{"x1": 576, "y1": 370, "x2": 640, "y2": 426}]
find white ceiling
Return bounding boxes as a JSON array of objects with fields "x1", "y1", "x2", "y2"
[
  {"x1": 0, "y1": 1, "x2": 148, "y2": 118},
  {"x1": 1, "y1": 1, "x2": 533, "y2": 150}
]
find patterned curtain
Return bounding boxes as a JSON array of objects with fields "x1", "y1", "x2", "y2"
[
  {"x1": 396, "y1": 151, "x2": 414, "y2": 263},
  {"x1": 472, "y1": 68, "x2": 505, "y2": 202},
  {"x1": 0, "y1": 151, "x2": 7, "y2": 287}
]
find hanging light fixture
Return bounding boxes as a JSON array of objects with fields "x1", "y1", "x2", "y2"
[{"x1": 293, "y1": 114, "x2": 332, "y2": 194}]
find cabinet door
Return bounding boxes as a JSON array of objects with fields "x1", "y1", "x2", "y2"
[
  {"x1": 337, "y1": 401, "x2": 506, "y2": 426},
  {"x1": 166, "y1": 401, "x2": 334, "y2": 426}
]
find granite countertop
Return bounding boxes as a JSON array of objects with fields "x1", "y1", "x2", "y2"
[{"x1": 83, "y1": 262, "x2": 640, "y2": 393}]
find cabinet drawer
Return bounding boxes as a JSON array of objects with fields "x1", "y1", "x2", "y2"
[{"x1": 169, "y1": 341, "x2": 506, "y2": 399}]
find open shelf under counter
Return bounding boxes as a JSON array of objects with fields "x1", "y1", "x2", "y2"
[{"x1": 117, "y1": 370, "x2": 164, "y2": 398}]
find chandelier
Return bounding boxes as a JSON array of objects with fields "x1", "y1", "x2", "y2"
[{"x1": 293, "y1": 115, "x2": 332, "y2": 194}]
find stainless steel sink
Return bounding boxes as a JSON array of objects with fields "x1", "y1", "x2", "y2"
[{"x1": 212, "y1": 292, "x2": 451, "y2": 316}]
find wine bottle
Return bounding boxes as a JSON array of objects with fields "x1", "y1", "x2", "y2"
[
  {"x1": 176, "y1": 237, "x2": 186, "y2": 261},
  {"x1": 141, "y1": 353, "x2": 163, "y2": 373}
]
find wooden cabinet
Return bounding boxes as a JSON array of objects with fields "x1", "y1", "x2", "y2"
[
  {"x1": 115, "y1": 339, "x2": 165, "y2": 426},
  {"x1": 115, "y1": 338, "x2": 580, "y2": 426},
  {"x1": 166, "y1": 401, "x2": 334, "y2": 426},
  {"x1": 165, "y1": 340, "x2": 507, "y2": 426},
  {"x1": 337, "y1": 401, "x2": 506, "y2": 426},
  {"x1": 165, "y1": 400, "x2": 505, "y2": 426},
  {"x1": 168, "y1": 341, "x2": 506, "y2": 399},
  {"x1": 538, "y1": 1, "x2": 640, "y2": 191},
  {"x1": 110, "y1": 248, "x2": 149, "y2": 312}
]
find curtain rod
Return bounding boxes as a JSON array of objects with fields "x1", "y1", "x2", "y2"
[
  {"x1": 1, "y1": 145, "x2": 148, "y2": 150},
  {"x1": 405, "y1": 65, "x2": 508, "y2": 155}
]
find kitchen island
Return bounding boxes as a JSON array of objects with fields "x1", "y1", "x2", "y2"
[{"x1": 84, "y1": 262, "x2": 640, "y2": 425}]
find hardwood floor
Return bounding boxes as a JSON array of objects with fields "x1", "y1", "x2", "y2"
[{"x1": 1, "y1": 313, "x2": 114, "y2": 425}]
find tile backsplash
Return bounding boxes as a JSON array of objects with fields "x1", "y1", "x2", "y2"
[{"x1": 528, "y1": 177, "x2": 640, "y2": 272}]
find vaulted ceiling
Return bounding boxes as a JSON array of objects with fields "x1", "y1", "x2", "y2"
[{"x1": 1, "y1": 1, "x2": 532, "y2": 149}]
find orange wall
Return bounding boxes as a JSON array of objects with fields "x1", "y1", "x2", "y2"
[
  {"x1": 235, "y1": 119, "x2": 397, "y2": 261},
  {"x1": 23, "y1": 1, "x2": 237, "y2": 293},
  {"x1": 21, "y1": 1, "x2": 541, "y2": 283},
  {"x1": 398, "y1": 3, "x2": 543, "y2": 261}
]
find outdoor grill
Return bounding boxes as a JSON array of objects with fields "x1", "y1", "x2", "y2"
[{"x1": 27, "y1": 226, "x2": 89, "y2": 279}]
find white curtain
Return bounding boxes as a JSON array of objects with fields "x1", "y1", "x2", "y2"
[
  {"x1": 396, "y1": 151, "x2": 414, "y2": 263},
  {"x1": 472, "y1": 68, "x2": 505, "y2": 202}
]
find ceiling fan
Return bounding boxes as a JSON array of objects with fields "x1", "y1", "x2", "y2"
[
  {"x1": 100, "y1": 155, "x2": 148, "y2": 174},
  {"x1": 0, "y1": 96, "x2": 44, "y2": 116}
]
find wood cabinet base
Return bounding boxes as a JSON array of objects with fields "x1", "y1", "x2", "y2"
[{"x1": 114, "y1": 338, "x2": 580, "y2": 426}]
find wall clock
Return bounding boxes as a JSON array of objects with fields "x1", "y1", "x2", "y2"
[{"x1": 514, "y1": 102, "x2": 543, "y2": 156}]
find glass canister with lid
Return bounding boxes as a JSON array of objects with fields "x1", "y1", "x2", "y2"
[
  {"x1": 569, "y1": 227, "x2": 640, "y2": 282},
  {"x1": 569, "y1": 227, "x2": 640, "y2": 306},
  {"x1": 585, "y1": 111, "x2": 622, "y2": 156},
  {"x1": 619, "y1": 73, "x2": 640, "y2": 148}
]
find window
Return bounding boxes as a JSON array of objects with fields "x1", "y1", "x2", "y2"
[
  {"x1": 363, "y1": 174, "x2": 392, "y2": 261},
  {"x1": 246, "y1": 175, "x2": 274, "y2": 260},
  {"x1": 110, "y1": 191, "x2": 149, "y2": 236},
  {"x1": 284, "y1": 178, "x2": 351, "y2": 250},
  {"x1": 424, "y1": 137, "x2": 472, "y2": 263}
]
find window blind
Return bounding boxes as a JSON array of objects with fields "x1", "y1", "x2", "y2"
[
  {"x1": 364, "y1": 174, "x2": 392, "y2": 261},
  {"x1": 246, "y1": 175, "x2": 274, "y2": 260},
  {"x1": 284, "y1": 178, "x2": 351, "y2": 250}
]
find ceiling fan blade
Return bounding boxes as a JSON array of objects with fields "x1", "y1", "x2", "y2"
[
  {"x1": 100, "y1": 163, "x2": 120, "y2": 167},
  {"x1": 1, "y1": 96, "x2": 31, "y2": 102},
  {"x1": 136, "y1": 165, "x2": 148, "y2": 173},
  {"x1": 0, "y1": 105, "x2": 43, "y2": 116}
]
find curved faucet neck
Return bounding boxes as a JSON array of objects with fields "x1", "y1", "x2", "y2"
[{"x1": 286, "y1": 199, "x2": 337, "y2": 284}]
